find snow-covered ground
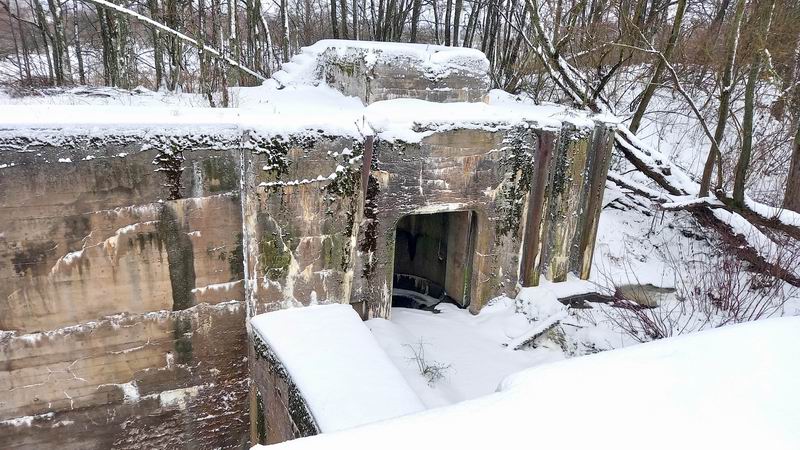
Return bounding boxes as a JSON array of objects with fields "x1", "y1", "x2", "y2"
[
  {"x1": 264, "y1": 316, "x2": 800, "y2": 449},
  {"x1": 368, "y1": 302, "x2": 566, "y2": 407}
]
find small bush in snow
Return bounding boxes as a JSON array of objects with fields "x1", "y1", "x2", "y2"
[
  {"x1": 404, "y1": 341, "x2": 451, "y2": 386},
  {"x1": 598, "y1": 241, "x2": 799, "y2": 342}
]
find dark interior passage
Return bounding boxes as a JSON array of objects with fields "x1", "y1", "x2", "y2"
[{"x1": 392, "y1": 211, "x2": 476, "y2": 309}]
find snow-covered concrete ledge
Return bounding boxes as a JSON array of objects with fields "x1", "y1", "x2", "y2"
[
  {"x1": 249, "y1": 304, "x2": 425, "y2": 443},
  {"x1": 257, "y1": 316, "x2": 800, "y2": 449}
]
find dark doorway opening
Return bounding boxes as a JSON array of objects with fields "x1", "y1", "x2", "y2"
[{"x1": 392, "y1": 211, "x2": 477, "y2": 310}]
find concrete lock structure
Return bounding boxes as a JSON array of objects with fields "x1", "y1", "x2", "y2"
[{"x1": 0, "y1": 40, "x2": 614, "y2": 448}]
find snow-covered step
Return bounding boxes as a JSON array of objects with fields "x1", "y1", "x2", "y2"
[{"x1": 249, "y1": 304, "x2": 425, "y2": 441}]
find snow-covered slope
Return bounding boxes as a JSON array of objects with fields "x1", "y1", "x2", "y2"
[{"x1": 259, "y1": 316, "x2": 800, "y2": 449}]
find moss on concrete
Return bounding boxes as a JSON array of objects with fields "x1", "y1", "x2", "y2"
[
  {"x1": 259, "y1": 235, "x2": 291, "y2": 281},
  {"x1": 496, "y1": 125, "x2": 536, "y2": 237},
  {"x1": 202, "y1": 158, "x2": 238, "y2": 193}
]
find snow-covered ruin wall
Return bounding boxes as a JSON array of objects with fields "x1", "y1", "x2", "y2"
[
  {"x1": 0, "y1": 40, "x2": 615, "y2": 448},
  {"x1": 273, "y1": 40, "x2": 491, "y2": 103}
]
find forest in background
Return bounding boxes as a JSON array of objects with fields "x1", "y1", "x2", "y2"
[{"x1": 0, "y1": 0, "x2": 798, "y2": 215}]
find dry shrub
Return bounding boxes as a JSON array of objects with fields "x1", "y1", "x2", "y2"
[{"x1": 600, "y1": 233, "x2": 799, "y2": 343}]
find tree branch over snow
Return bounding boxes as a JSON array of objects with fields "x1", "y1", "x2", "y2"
[
  {"x1": 510, "y1": 0, "x2": 800, "y2": 286},
  {"x1": 608, "y1": 39, "x2": 721, "y2": 156},
  {"x1": 78, "y1": 0, "x2": 266, "y2": 81}
]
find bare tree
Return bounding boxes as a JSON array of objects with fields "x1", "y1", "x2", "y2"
[
  {"x1": 733, "y1": 0, "x2": 776, "y2": 207},
  {"x1": 699, "y1": 0, "x2": 746, "y2": 197},
  {"x1": 628, "y1": 0, "x2": 686, "y2": 134},
  {"x1": 787, "y1": 124, "x2": 800, "y2": 212}
]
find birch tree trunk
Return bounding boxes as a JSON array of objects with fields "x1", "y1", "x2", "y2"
[
  {"x1": 72, "y1": 0, "x2": 86, "y2": 84},
  {"x1": 228, "y1": 0, "x2": 239, "y2": 87},
  {"x1": 47, "y1": 0, "x2": 72, "y2": 84},
  {"x1": 280, "y1": 0, "x2": 290, "y2": 61},
  {"x1": 148, "y1": 0, "x2": 164, "y2": 89}
]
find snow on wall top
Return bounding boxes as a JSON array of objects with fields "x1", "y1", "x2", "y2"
[
  {"x1": 0, "y1": 100, "x2": 363, "y2": 142},
  {"x1": 364, "y1": 90, "x2": 604, "y2": 142},
  {"x1": 271, "y1": 39, "x2": 490, "y2": 87},
  {"x1": 249, "y1": 304, "x2": 425, "y2": 433},
  {"x1": 258, "y1": 316, "x2": 800, "y2": 449},
  {"x1": 0, "y1": 89, "x2": 612, "y2": 149}
]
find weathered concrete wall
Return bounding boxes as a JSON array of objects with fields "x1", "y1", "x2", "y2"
[
  {"x1": 0, "y1": 136, "x2": 249, "y2": 449},
  {"x1": 319, "y1": 47, "x2": 490, "y2": 104},
  {"x1": 244, "y1": 122, "x2": 614, "y2": 319},
  {"x1": 351, "y1": 128, "x2": 528, "y2": 317},
  {"x1": 241, "y1": 134, "x2": 362, "y2": 317},
  {"x1": 248, "y1": 333, "x2": 319, "y2": 445}
]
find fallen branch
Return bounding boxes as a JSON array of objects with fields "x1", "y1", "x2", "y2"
[{"x1": 507, "y1": 311, "x2": 568, "y2": 350}]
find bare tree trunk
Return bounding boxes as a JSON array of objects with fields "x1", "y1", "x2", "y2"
[
  {"x1": 31, "y1": 0, "x2": 56, "y2": 84},
  {"x1": 162, "y1": 0, "x2": 181, "y2": 89},
  {"x1": 444, "y1": 0, "x2": 452, "y2": 45},
  {"x1": 11, "y1": 0, "x2": 32, "y2": 84},
  {"x1": 330, "y1": 0, "x2": 339, "y2": 38},
  {"x1": 409, "y1": 0, "x2": 421, "y2": 42},
  {"x1": 628, "y1": 0, "x2": 686, "y2": 134},
  {"x1": 551, "y1": 0, "x2": 563, "y2": 43},
  {"x1": 148, "y1": 0, "x2": 164, "y2": 89},
  {"x1": 72, "y1": 0, "x2": 86, "y2": 84},
  {"x1": 280, "y1": 0, "x2": 289, "y2": 61},
  {"x1": 786, "y1": 123, "x2": 800, "y2": 212},
  {"x1": 733, "y1": 59, "x2": 761, "y2": 207},
  {"x1": 463, "y1": 0, "x2": 480, "y2": 47},
  {"x1": 96, "y1": 6, "x2": 110, "y2": 85},
  {"x1": 452, "y1": 0, "x2": 462, "y2": 46},
  {"x1": 228, "y1": 0, "x2": 239, "y2": 87},
  {"x1": 258, "y1": 0, "x2": 274, "y2": 73},
  {"x1": 219, "y1": 0, "x2": 229, "y2": 106},
  {"x1": 733, "y1": 0, "x2": 775, "y2": 207},
  {"x1": 699, "y1": 0, "x2": 746, "y2": 197},
  {"x1": 47, "y1": 0, "x2": 72, "y2": 84},
  {"x1": 432, "y1": 0, "x2": 440, "y2": 44},
  {"x1": 105, "y1": 9, "x2": 122, "y2": 86},
  {"x1": 115, "y1": 14, "x2": 132, "y2": 88},
  {"x1": 339, "y1": 0, "x2": 348, "y2": 38},
  {"x1": 198, "y1": 0, "x2": 213, "y2": 104},
  {"x1": 783, "y1": 33, "x2": 800, "y2": 212},
  {"x1": 5, "y1": 1, "x2": 24, "y2": 84},
  {"x1": 352, "y1": 0, "x2": 358, "y2": 39}
]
